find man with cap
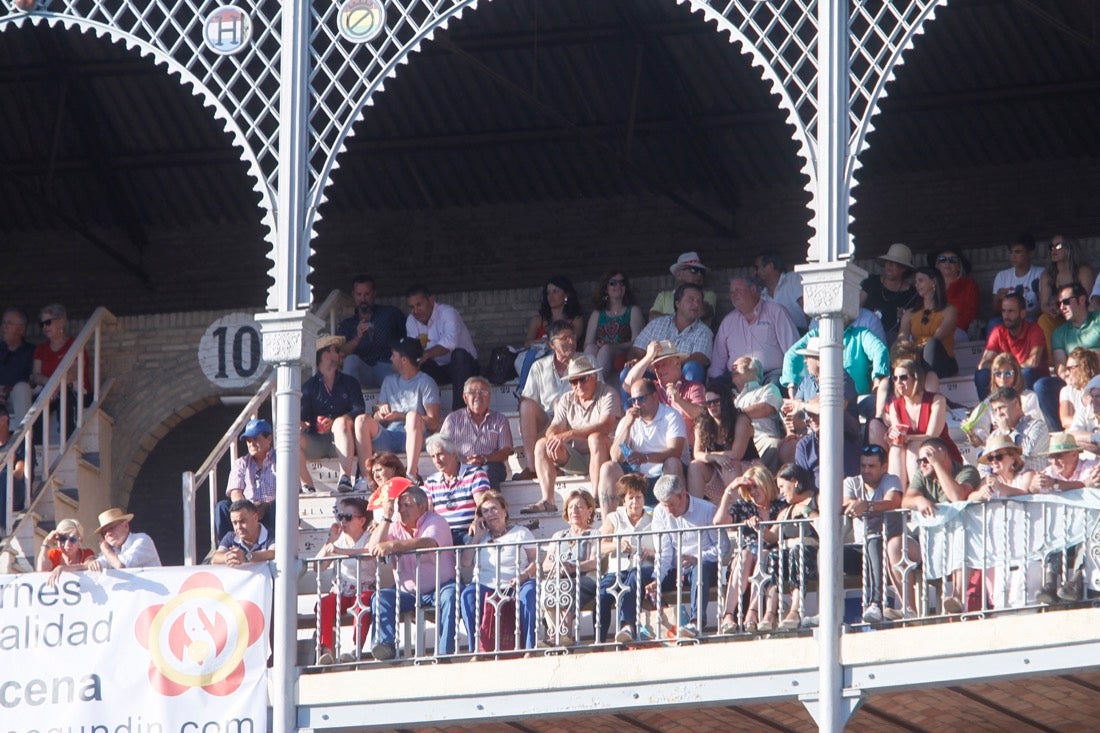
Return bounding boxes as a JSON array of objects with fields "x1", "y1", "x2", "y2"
[
  {"x1": 0, "y1": 399, "x2": 25, "y2": 531},
  {"x1": 624, "y1": 339, "x2": 705, "y2": 447},
  {"x1": 514, "y1": 320, "x2": 578, "y2": 481},
  {"x1": 215, "y1": 417, "x2": 277, "y2": 542},
  {"x1": 710, "y1": 275, "x2": 798, "y2": 387},
  {"x1": 338, "y1": 273, "x2": 405, "y2": 389},
  {"x1": 648, "y1": 251, "x2": 717, "y2": 324},
  {"x1": 211, "y1": 499, "x2": 276, "y2": 566},
  {"x1": 404, "y1": 284, "x2": 479, "y2": 412},
  {"x1": 300, "y1": 333, "x2": 366, "y2": 493},
  {"x1": 86, "y1": 507, "x2": 161, "y2": 570},
  {"x1": 860, "y1": 243, "x2": 920, "y2": 343},
  {"x1": 630, "y1": 284, "x2": 713, "y2": 383},
  {"x1": 440, "y1": 376, "x2": 514, "y2": 490},
  {"x1": 358, "y1": 336, "x2": 442, "y2": 484},
  {"x1": 367, "y1": 480, "x2": 457, "y2": 660},
  {"x1": 527, "y1": 355, "x2": 622, "y2": 515},
  {"x1": 1031, "y1": 432, "x2": 1098, "y2": 493}
]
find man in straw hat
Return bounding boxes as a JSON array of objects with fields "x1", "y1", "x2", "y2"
[
  {"x1": 860, "y1": 243, "x2": 920, "y2": 343},
  {"x1": 624, "y1": 339, "x2": 705, "y2": 445},
  {"x1": 524, "y1": 355, "x2": 621, "y2": 516},
  {"x1": 300, "y1": 333, "x2": 367, "y2": 494},
  {"x1": 648, "y1": 251, "x2": 717, "y2": 324},
  {"x1": 86, "y1": 507, "x2": 161, "y2": 570}
]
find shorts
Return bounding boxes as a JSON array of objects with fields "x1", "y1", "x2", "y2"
[
  {"x1": 373, "y1": 423, "x2": 410, "y2": 453},
  {"x1": 559, "y1": 444, "x2": 590, "y2": 475},
  {"x1": 304, "y1": 431, "x2": 339, "y2": 459}
]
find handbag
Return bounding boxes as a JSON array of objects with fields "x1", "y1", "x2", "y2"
[{"x1": 487, "y1": 346, "x2": 517, "y2": 385}]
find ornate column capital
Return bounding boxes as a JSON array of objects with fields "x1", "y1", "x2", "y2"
[
  {"x1": 256, "y1": 310, "x2": 324, "y2": 366},
  {"x1": 796, "y1": 261, "x2": 867, "y2": 321}
]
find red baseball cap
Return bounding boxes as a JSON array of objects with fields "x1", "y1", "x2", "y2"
[{"x1": 367, "y1": 477, "x2": 414, "y2": 511}]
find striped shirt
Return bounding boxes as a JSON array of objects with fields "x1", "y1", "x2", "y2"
[
  {"x1": 422, "y1": 464, "x2": 491, "y2": 536},
  {"x1": 440, "y1": 408, "x2": 513, "y2": 458},
  {"x1": 227, "y1": 452, "x2": 277, "y2": 504}
]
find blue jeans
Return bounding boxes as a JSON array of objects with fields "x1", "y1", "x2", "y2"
[
  {"x1": 460, "y1": 580, "x2": 537, "y2": 651},
  {"x1": 597, "y1": 566, "x2": 655, "y2": 640},
  {"x1": 342, "y1": 355, "x2": 394, "y2": 389},
  {"x1": 659, "y1": 560, "x2": 718, "y2": 627},
  {"x1": 975, "y1": 366, "x2": 1044, "y2": 402},
  {"x1": 372, "y1": 580, "x2": 458, "y2": 655},
  {"x1": 1034, "y1": 376, "x2": 1066, "y2": 431}
]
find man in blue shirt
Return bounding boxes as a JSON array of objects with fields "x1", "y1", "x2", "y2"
[
  {"x1": 300, "y1": 334, "x2": 367, "y2": 493},
  {"x1": 0, "y1": 309, "x2": 34, "y2": 425},
  {"x1": 338, "y1": 274, "x2": 405, "y2": 389}
]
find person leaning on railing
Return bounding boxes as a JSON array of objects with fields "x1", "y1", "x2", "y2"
[
  {"x1": 314, "y1": 495, "x2": 376, "y2": 665},
  {"x1": 37, "y1": 518, "x2": 94, "y2": 587},
  {"x1": 539, "y1": 489, "x2": 599, "y2": 648},
  {"x1": 460, "y1": 491, "x2": 537, "y2": 655},
  {"x1": 841, "y1": 444, "x2": 902, "y2": 626}
]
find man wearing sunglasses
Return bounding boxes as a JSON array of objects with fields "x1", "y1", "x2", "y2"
[
  {"x1": 648, "y1": 251, "x2": 717, "y2": 324},
  {"x1": 975, "y1": 293, "x2": 1048, "y2": 401},
  {"x1": 1035, "y1": 283, "x2": 1100, "y2": 430},
  {"x1": 211, "y1": 499, "x2": 276, "y2": 566}
]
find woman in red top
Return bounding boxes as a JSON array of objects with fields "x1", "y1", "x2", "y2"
[
  {"x1": 932, "y1": 246, "x2": 979, "y2": 341},
  {"x1": 886, "y1": 358, "x2": 959, "y2": 488},
  {"x1": 31, "y1": 304, "x2": 91, "y2": 438},
  {"x1": 36, "y1": 518, "x2": 96, "y2": 586}
]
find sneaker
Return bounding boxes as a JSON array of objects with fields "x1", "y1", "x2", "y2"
[
  {"x1": 337, "y1": 475, "x2": 354, "y2": 493},
  {"x1": 862, "y1": 603, "x2": 883, "y2": 624},
  {"x1": 371, "y1": 642, "x2": 396, "y2": 661},
  {"x1": 615, "y1": 625, "x2": 635, "y2": 644},
  {"x1": 300, "y1": 484, "x2": 316, "y2": 495},
  {"x1": 316, "y1": 650, "x2": 334, "y2": 666},
  {"x1": 677, "y1": 622, "x2": 698, "y2": 639},
  {"x1": 353, "y1": 477, "x2": 371, "y2": 493}
]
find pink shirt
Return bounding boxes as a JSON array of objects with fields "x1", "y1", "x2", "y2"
[
  {"x1": 709, "y1": 299, "x2": 798, "y2": 378},
  {"x1": 387, "y1": 511, "x2": 456, "y2": 594},
  {"x1": 656, "y1": 380, "x2": 705, "y2": 446}
]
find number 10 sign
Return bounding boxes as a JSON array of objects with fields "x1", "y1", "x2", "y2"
[{"x1": 199, "y1": 313, "x2": 265, "y2": 388}]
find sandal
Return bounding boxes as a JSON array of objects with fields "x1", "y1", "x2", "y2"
[
  {"x1": 778, "y1": 615, "x2": 801, "y2": 631},
  {"x1": 520, "y1": 500, "x2": 557, "y2": 515},
  {"x1": 512, "y1": 469, "x2": 538, "y2": 481},
  {"x1": 757, "y1": 611, "x2": 778, "y2": 633}
]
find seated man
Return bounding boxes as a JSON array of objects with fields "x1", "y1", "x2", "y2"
[
  {"x1": 644, "y1": 475, "x2": 724, "y2": 639},
  {"x1": 793, "y1": 397, "x2": 862, "y2": 487},
  {"x1": 631, "y1": 283, "x2": 713, "y2": 383},
  {"x1": 1068, "y1": 375, "x2": 1100, "y2": 453},
  {"x1": 0, "y1": 308, "x2": 34, "y2": 425},
  {"x1": 991, "y1": 233, "x2": 1043, "y2": 323},
  {"x1": 648, "y1": 251, "x2": 717, "y2": 324},
  {"x1": 215, "y1": 418, "x2": 276, "y2": 543},
  {"x1": 513, "y1": 320, "x2": 577, "y2": 481},
  {"x1": 890, "y1": 438, "x2": 978, "y2": 618},
  {"x1": 338, "y1": 273, "x2": 405, "y2": 389},
  {"x1": 974, "y1": 293, "x2": 1048, "y2": 401},
  {"x1": 421, "y1": 434, "x2": 491, "y2": 546},
  {"x1": 1034, "y1": 283, "x2": 1100, "y2": 430},
  {"x1": 755, "y1": 250, "x2": 807, "y2": 332},
  {"x1": 623, "y1": 340, "x2": 704, "y2": 446},
  {"x1": 732, "y1": 356, "x2": 784, "y2": 471},
  {"x1": 989, "y1": 386, "x2": 1049, "y2": 471},
  {"x1": 359, "y1": 337, "x2": 442, "y2": 484},
  {"x1": 300, "y1": 334, "x2": 366, "y2": 493},
  {"x1": 781, "y1": 320, "x2": 889, "y2": 419},
  {"x1": 405, "y1": 284, "x2": 479, "y2": 411},
  {"x1": 779, "y1": 338, "x2": 860, "y2": 465},
  {"x1": 211, "y1": 499, "x2": 276, "y2": 566},
  {"x1": 1032, "y1": 432, "x2": 1098, "y2": 494},
  {"x1": 368, "y1": 481, "x2": 458, "y2": 660},
  {"x1": 0, "y1": 400, "x2": 26, "y2": 530},
  {"x1": 528, "y1": 355, "x2": 621, "y2": 515},
  {"x1": 841, "y1": 444, "x2": 902, "y2": 624},
  {"x1": 599, "y1": 378, "x2": 687, "y2": 517},
  {"x1": 710, "y1": 275, "x2": 798, "y2": 386},
  {"x1": 86, "y1": 507, "x2": 162, "y2": 570},
  {"x1": 440, "y1": 376, "x2": 514, "y2": 489}
]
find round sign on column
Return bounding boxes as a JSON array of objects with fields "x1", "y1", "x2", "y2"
[{"x1": 200, "y1": 313, "x2": 266, "y2": 388}]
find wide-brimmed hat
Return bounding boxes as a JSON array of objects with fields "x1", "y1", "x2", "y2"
[
  {"x1": 796, "y1": 336, "x2": 821, "y2": 358},
  {"x1": 1041, "y1": 432, "x2": 1082, "y2": 456},
  {"x1": 979, "y1": 433, "x2": 1022, "y2": 464},
  {"x1": 565, "y1": 355, "x2": 601, "y2": 380},
  {"x1": 241, "y1": 418, "x2": 272, "y2": 438},
  {"x1": 367, "y1": 476, "x2": 414, "y2": 511},
  {"x1": 878, "y1": 243, "x2": 914, "y2": 269},
  {"x1": 316, "y1": 333, "x2": 346, "y2": 351},
  {"x1": 95, "y1": 507, "x2": 134, "y2": 534},
  {"x1": 651, "y1": 339, "x2": 687, "y2": 363},
  {"x1": 670, "y1": 251, "x2": 708, "y2": 275}
]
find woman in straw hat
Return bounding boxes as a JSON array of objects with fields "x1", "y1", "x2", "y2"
[
  {"x1": 860, "y1": 244, "x2": 921, "y2": 343},
  {"x1": 974, "y1": 433, "x2": 1034, "y2": 501}
]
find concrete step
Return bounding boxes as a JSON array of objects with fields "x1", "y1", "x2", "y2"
[
  {"x1": 955, "y1": 340, "x2": 984, "y2": 374},
  {"x1": 938, "y1": 375, "x2": 978, "y2": 408}
]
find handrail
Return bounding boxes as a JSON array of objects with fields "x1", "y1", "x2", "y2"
[
  {"x1": 1, "y1": 306, "x2": 116, "y2": 542},
  {"x1": 181, "y1": 291, "x2": 346, "y2": 565}
]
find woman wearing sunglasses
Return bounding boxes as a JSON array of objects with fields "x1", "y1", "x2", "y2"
[
  {"x1": 1058, "y1": 347, "x2": 1099, "y2": 430},
  {"x1": 584, "y1": 270, "x2": 644, "y2": 383},
  {"x1": 1039, "y1": 235, "x2": 1095, "y2": 354},
  {"x1": 975, "y1": 434, "x2": 1034, "y2": 500},
  {"x1": 688, "y1": 385, "x2": 758, "y2": 502},
  {"x1": 885, "y1": 358, "x2": 959, "y2": 487},
  {"x1": 961, "y1": 352, "x2": 1042, "y2": 447},
  {"x1": 314, "y1": 495, "x2": 377, "y2": 665},
  {"x1": 37, "y1": 518, "x2": 95, "y2": 586},
  {"x1": 897, "y1": 266, "x2": 958, "y2": 378},
  {"x1": 932, "y1": 246, "x2": 978, "y2": 342}
]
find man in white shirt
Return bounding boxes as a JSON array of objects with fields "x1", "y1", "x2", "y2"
[
  {"x1": 841, "y1": 444, "x2": 902, "y2": 624},
  {"x1": 755, "y1": 251, "x2": 807, "y2": 331},
  {"x1": 86, "y1": 507, "x2": 161, "y2": 570},
  {"x1": 405, "y1": 284, "x2": 479, "y2": 411},
  {"x1": 644, "y1": 475, "x2": 725, "y2": 638},
  {"x1": 991, "y1": 233, "x2": 1044, "y2": 321}
]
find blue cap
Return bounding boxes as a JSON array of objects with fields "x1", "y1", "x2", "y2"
[{"x1": 241, "y1": 418, "x2": 272, "y2": 438}]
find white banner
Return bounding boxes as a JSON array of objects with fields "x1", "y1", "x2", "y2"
[{"x1": 0, "y1": 566, "x2": 271, "y2": 733}]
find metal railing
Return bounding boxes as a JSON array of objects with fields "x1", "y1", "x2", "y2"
[
  {"x1": 299, "y1": 492, "x2": 1100, "y2": 667},
  {"x1": 1, "y1": 306, "x2": 115, "y2": 542}
]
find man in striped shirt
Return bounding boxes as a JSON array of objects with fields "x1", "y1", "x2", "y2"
[{"x1": 421, "y1": 434, "x2": 491, "y2": 546}]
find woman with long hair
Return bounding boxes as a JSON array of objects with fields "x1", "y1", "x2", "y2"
[
  {"x1": 897, "y1": 266, "x2": 958, "y2": 378},
  {"x1": 932, "y1": 245, "x2": 978, "y2": 341},
  {"x1": 515, "y1": 275, "x2": 585, "y2": 390},
  {"x1": 961, "y1": 352, "x2": 1042, "y2": 446},
  {"x1": 885, "y1": 357, "x2": 959, "y2": 487},
  {"x1": 687, "y1": 385, "x2": 758, "y2": 502},
  {"x1": 1059, "y1": 347, "x2": 1100, "y2": 429},
  {"x1": 584, "y1": 270, "x2": 644, "y2": 382}
]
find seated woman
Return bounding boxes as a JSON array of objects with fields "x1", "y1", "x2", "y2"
[
  {"x1": 688, "y1": 385, "x2": 757, "y2": 502},
  {"x1": 364, "y1": 452, "x2": 406, "y2": 506},
  {"x1": 932, "y1": 246, "x2": 979, "y2": 343},
  {"x1": 1059, "y1": 347, "x2": 1099, "y2": 430},
  {"x1": 961, "y1": 352, "x2": 1042, "y2": 446},
  {"x1": 882, "y1": 358, "x2": 958, "y2": 488},
  {"x1": 540, "y1": 489, "x2": 599, "y2": 647},
  {"x1": 758, "y1": 464, "x2": 818, "y2": 632},
  {"x1": 596, "y1": 473, "x2": 656, "y2": 643},
  {"x1": 584, "y1": 270, "x2": 644, "y2": 383},
  {"x1": 1040, "y1": 235, "x2": 1096, "y2": 353},
  {"x1": 974, "y1": 434, "x2": 1034, "y2": 501},
  {"x1": 516, "y1": 275, "x2": 585, "y2": 390},
  {"x1": 713, "y1": 466, "x2": 785, "y2": 633},
  {"x1": 897, "y1": 267, "x2": 958, "y2": 378},
  {"x1": 36, "y1": 519, "x2": 95, "y2": 587},
  {"x1": 732, "y1": 356, "x2": 784, "y2": 471},
  {"x1": 30, "y1": 303, "x2": 92, "y2": 437},
  {"x1": 460, "y1": 491, "x2": 537, "y2": 655},
  {"x1": 871, "y1": 340, "x2": 941, "y2": 423},
  {"x1": 314, "y1": 496, "x2": 376, "y2": 665}
]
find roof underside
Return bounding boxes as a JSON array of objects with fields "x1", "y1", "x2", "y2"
[{"x1": 0, "y1": 0, "x2": 1097, "y2": 312}]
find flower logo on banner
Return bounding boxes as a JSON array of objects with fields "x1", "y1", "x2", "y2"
[{"x1": 134, "y1": 572, "x2": 266, "y2": 696}]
